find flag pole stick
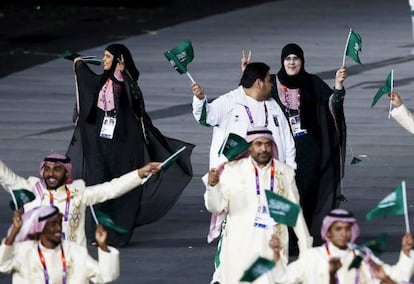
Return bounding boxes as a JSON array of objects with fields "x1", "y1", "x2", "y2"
[
  {"x1": 402, "y1": 180, "x2": 410, "y2": 233},
  {"x1": 89, "y1": 205, "x2": 99, "y2": 225},
  {"x1": 342, "y1": 28, "x2": 352, "y2": 67},
  {"x1": 9, "y1": 191, "x2": 18, "y2": 211},
  {"x1": 186, "y1": 71, "x2": 196, "y2": 84},
  {"x1": 388, "y1": 69, "x2": 394, "y2": 119},
  {"x1": 141, "y1": 146, "x2": 187, "y2": 183}
]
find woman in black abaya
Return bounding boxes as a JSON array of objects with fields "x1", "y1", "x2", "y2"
[{"x1": 67, "y1": 43, "x2": 194, "y2": 246}]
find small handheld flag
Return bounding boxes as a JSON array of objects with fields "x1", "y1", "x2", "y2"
[
  {"x1": 342, "y1": 28, "x2": 362, "y2": 66},
  {"x1": 160, "y1": 146, "x2": 186, "y2": 171},
  {"x1": 164, "y1": 40, "x2": 195, "y2": 83},
  {"x1": 60, "y1": 50, "x2": 101, "y2": 65},
  {"x1": 366, "y1": 181, "x2": 410, "y2": 232},
  {"x1": 90, "y1": 206, "x2": 128, "y2": 234},
  {"x1": 350, "y1": 157, "x2": 362, "y2": 165},
  {"x1": 141, "y1": 146, "x2": 187, "y2": 183},
  {"x1": 218, "y1": 133, "x2": 250, "y2": 161},
  {"x1": 371, "y1": 70, "x2": 393, "y2": 108},
  {"x1": 348, "y1": 234, "x2": 388, "y2": 269},
  {"x1": 9, "y1": 189, "x2": 36, "y2": 211},
  {"x1": 240, "y1": 257, "x2": 275, "y2": 282},
  {"x1": 265, "y1": 190, "x2": 301, "y2": 227}
]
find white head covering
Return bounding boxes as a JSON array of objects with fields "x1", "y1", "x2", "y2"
[{"x1": 9, "y1": 206, "x2": 60, "y2": 242}]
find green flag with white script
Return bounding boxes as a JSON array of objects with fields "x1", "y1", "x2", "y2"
[
  {"x1": 366, "y1": 182, "x2": 404, "y2": 221},
  {"x1": 218, "y1": 133, "x2": 250, "y2": 161},
  {"x1": 164, "y1": 40, "x2": 194, "y2": 74},
  {"x1": 9, "y1": 189, "x2": 36, "y2": 210},
  {"x1": 371, "y1": 71, "x2": 393, "y2": 108},
  {"x1": 345, "y1": 29, "x2": 362, "y2": 64},
  {"x1": 265, "y1": 190, "x2": 300, "y2": 227},
  {"x1": 240, "y1": 257, "x2": 275, "y2": 282}
]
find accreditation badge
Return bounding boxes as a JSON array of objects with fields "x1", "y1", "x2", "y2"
[
  {"x1": 253, "y1": 205, "x2": 275, "y2": 229},
  {"x1": 288, "y1": 114, "x2": 307, "y2": 137},
  {"x1": 100, "y1": 116, "x2": 117, "y2": 139}
]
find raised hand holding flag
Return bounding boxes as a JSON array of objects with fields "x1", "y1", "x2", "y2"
[{"x1": 164, "y1": 40, "x2": 195, "y2": 83}]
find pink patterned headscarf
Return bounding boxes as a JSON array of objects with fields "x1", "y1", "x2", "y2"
[
  {"x1": 39, "y1": 153, "x2": 73, "y2": 183},
  {"x1": 321, "y1": 209, "x2": 360, "y2": 243},
  {"x1": 8, "y1": 206, "x2": 60, "y2": 242}
]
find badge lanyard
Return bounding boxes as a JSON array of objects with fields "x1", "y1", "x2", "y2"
[
  {"x1": 49, "y1": 187, "x2": 70, "y2": 222},
  {"x1": 253, "y1": 160, "x2": 275, "y2": 198},
  {"x1": 37, "y1": 244, "x2": 67, "y2": 284},
  {"x1": 325, "y1": 243, "x2": 359, "y2": 284},
  {"x1": 283, "y1": 86, "x2": 300, "y2": 115},
  {"x1": 244, "y1": 102, "x2": 268, "y2": 127},
  {"x1": 49, "y1": 187, "x2": 70, "y2": 239}
]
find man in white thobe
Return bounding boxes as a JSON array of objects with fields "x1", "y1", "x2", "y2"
[
  {"x1": 270, "y1": 209, "x2": 414, "y2": 284},
  {"x1": 205, "y1": 126, "x2": 312, "y2": 284},
  {"x1": 0, "y1": 152, "x2": 161, "y2": 247},
  {"x1": 0, "y1": 206, "x2": 119, "y2": 283}
]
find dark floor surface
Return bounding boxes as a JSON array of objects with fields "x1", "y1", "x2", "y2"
[{"x1": 0, "y1": 1, "x2": 273, "y2": 78}]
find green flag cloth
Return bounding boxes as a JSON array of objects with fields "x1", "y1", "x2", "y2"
[
  {"x1": 164, "y1": 40, "x2": 194, "y2": 74},
  {"x1": 59, "y1": 50, "x2": 101, "y2": 65},
  {"x1": 240, "y1": 257, "x2": 275, "y2": 282},
  {"x1": 348, "y1": 254, "x2": 364, "y2": 270},
  {"x1": 265, "y1": 190, "x2": 300, "y2": 227},
  {"x1": 350, "y1": 157, "x2": 362, "y2": 165},
  {"x1": 371, "y1": 71, "x2": 393, "y2": 108},
  {"x1": 218, "y1": 133, "x2": 250, "y2": 161},
  {"x1": 160, "y1": 146, "x2": 187, "y2": 171},
  {"x1": 348, "y1": 234, "x2": 388, "y2": 269},
  {"x1": 362, "y1": 233, "x2": 388, "y2": 256},
  {"x1": 95, "y1": 209, "x2": 128, "y2": 234},
  {"x1": 346, "y1": 29, "x2": 362, "y2": 64},
  {"x1": 366, "y1": 182, "x2": 404, "y2": 221},
  {"x1": 9, "y1": 189, "x2": 36, "y2": 210}
]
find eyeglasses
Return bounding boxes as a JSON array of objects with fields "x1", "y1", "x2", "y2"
[{"x1": 284, "y1": 56, "x2": 300, "y2": 62}]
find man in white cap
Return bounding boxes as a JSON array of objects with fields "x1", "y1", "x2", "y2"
[
  {"x1": 269, "y1": 208, "x2": 414, "y2": 283},
  {"x1": 0, "y1": 206, "x2": 119, "y2": 283},
  {"x1": 0, "y1": 152, "x2": 161, "y2": 247},
  {"x1": 205, "y1": 126, "x2": 312, "y2": 284}
]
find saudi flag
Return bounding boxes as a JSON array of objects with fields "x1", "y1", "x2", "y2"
[
  {"x1": 60, "y1": 50, "x2": 101, "y2": 65},
  {"x1": 164, "y1": 40, "x2": 195, "y2": 83},
  {"x1": 350, "y1": 157, "x2": 362, "y2": 165},
  {"x1": 95, "y1": 209, "x2": 128, "y2": 234},
  {"x1": 362, "y1": 233, "x2": 388, "y2": 256},
  {"x1": 9, "y1": 189, "x2": 36, "y2": 210},
  {"x1": 218, "y1": 133, "x2": 250, "y2": 161},
  {"x1": 265, "y1": 190, "x2": 301, "y2": 227},
  {"x1": 240, "y1": 257, "x2": 275, "y2": 282},
  {"x1": 348, "y1": 234, "x2": 388, "y2": 269},
  {"x1": 160, "y1": 146, "x2": 187, "y2": 171},
  {"x1": 371, "y1": 71, "x2": 393, "y2": 108},
  {"x1": 366, "y1": 182, "x2": 405, "y2": 221},
  {"x1": 343, "y1": 29, "x2": 362, "y2": 65}
]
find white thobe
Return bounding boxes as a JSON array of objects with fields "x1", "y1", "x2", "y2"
[{"x1": 204, "y1": 157, "x2": 312, "y2": 284}]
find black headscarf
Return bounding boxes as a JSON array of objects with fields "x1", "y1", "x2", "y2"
[
  {"x1": 277, "y1": 43, "x2": 318, "y2": 134},
  {"x1": 105, "y1": 43, "x2": 139, "y2": 81}
]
